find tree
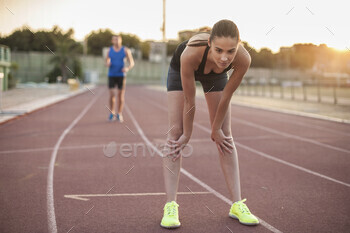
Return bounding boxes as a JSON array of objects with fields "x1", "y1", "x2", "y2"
[
  {"x1": 47, "y1": 28, "x2": 82, "y2": 82},
  {"x1": 8, "y1": 62, "x2": 19, "y2": 89},
  {"x1": 140, "y1": 41, "x2": 151, "y2": 60},
  {"x1": 86, "y1": 29, "x2": 141, "y2": 56},
  {"x1": 120, "y1": 33, "x2": 140, "y2": 49},
  {"x1": 48, "y1": 40, "x2": 82, "y2": 82},
  {"x1": 86, "y1": 29, "x2": 114, "y2": 56},
  {"x1": 0, "y1": 26, "x2": 34, "y2": 51},
  {"x1": 31, "y1": 30, "x2": 56, "y2": 51},
  {"x1": 241, "y1": 41, "x2": 259, "y2": 67},
  {"x1": 0, "y1": 25, "x2": 82, "y2": 53},
  {"x1": 167, "y1": 40, "x2": 179, "y2": 56},
  {"x1": 255, "y1": 48, "x2": 275, "y2": 68},
  {"x1": 289, "y1": 43, "x2": 317, "y2": 70}
]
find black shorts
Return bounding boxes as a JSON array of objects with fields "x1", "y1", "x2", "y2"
[
  {"x1": 108, "y1": 76, "x2": 125, "y2": 89},
  {"x1": 166, "y1": 67, "x2": 228, "y2": 92}
]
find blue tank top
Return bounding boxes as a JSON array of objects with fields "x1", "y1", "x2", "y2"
[{"x1": 108, "y1": 46, "x2": 126, "y2": 77}]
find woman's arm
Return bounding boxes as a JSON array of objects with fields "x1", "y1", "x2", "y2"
[
  {"x1": 212, "y1": 44, "x2": 251, "y2": 132},
  {"x1": 180, "y1": 48, "x2": 197, "y2": 140},
  {"x1": 166, "y1": 47, "x2": 198, "y2": 160}
]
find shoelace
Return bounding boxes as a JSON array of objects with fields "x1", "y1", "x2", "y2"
[
  {"x1": 236, "y1": 199, "x2": 251, "y2": 215},
  {"x1": 165, "y1": 203, "x2": 177, "y2": 217}
]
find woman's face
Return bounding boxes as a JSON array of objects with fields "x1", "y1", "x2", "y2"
[{"x1": 209, "y1": 37, "x2": 239, "y2": 69}]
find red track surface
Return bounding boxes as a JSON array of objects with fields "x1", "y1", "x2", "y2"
[{"x1": 0, "y1": 85, "x2": 349, "y2": 233}]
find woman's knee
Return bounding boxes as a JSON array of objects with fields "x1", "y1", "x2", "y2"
[
  {"x1": 221, "y1": 126, "x2": 232, "y2": 137},
  {"x1": 167, "y1": 126, "x2": 183, "y2": 140}
]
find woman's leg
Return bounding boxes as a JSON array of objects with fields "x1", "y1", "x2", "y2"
[
  {"x1": 205, "y1": 91, "x2": 242, "y2": 202},
  {"x1": 163, "y1": 91, "x2": 184, "y2": 202}
]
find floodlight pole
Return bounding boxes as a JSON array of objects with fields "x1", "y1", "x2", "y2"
[
  {"x1": 162, "y1": 0, "x2": 166, "y2": 42},
  {"x1": 161, "y1": 0, "x2": 167, "y2": 85}
]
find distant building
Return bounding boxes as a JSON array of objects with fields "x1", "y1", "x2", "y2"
[
  {"x1": 277, "y1": 47, "x2": 292, "y2": 68},
  {"x1": 149, "y1": 42, "x2": 166, "y2": 63},
  {"x1": 148, "y1": 26, "x2": 211, "y2": 63},
  {"x1": 178, "y1": 26, "x2": 211, "y2": 41},
  {"x1": 0, "y1": 45, "x2": 11, "y2": 91}
]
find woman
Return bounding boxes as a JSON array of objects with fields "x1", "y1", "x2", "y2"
[{"x1": 161, "y1": 19, "x2": 259, "y2": 228}]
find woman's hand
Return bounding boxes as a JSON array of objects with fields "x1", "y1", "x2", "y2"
[
  {"x1": 211, "y1": 129, "x2": 234, "y2": 155},
  {"x1": 165, "y1": 134, "x2": 189, "y2": 162}
]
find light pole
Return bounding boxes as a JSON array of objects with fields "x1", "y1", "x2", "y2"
[
  {"x1": 161, "y1": 0, "x2": 167, "y2": 85},
  {"x1": 162, "y1": 0, "x2": 166, "y2": 42}
]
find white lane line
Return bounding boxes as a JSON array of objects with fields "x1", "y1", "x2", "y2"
[
  {"x1": 64, "y1": 191, "x2": 212, "y2": 201},
  {"x1": 231, "y1": 117, "x2": 350, "y2": 154},
  {"x1": 153, "y1": 138, "x2": 212, "y2": 144},
  {"x1": 243, "y1": 112, "x2": 350, "y2": 137},
  {"x1": 124, "y1": 104, "x2": 282, "y2": 233},
  {"x1": 194, "y1": 122, "x2": 350, "y2": 188},
  {"x1": 230, "y1": 101, "x2": 350, "y2": 124},
  {"x1": 286, "y1": 122, "x2": 350, "y2": 137},
  {"x1": 152, "y1": 135, "x2": 275, "y2": 144},
  {"x1": 0, "y1": 142, "x2": 146, "y2": 155},
  {"x1": 124, "y1": 105, "x2": 161, "y2": 157},
  {"x1": 0, "y1": 146, "x2": 56, "y2": 154},
  {"x1": 47, "y1": 90, "x2": 102, "y2": 233},
  {"x1": 197, "y1": 104, "x2": 350, "y2": 154},
  {"x1": 0, "y1": 144, "x2": 105, "y2": 154},
  {"x1": 236, "y1": 142, "x2": 350, "y2": 188},
  {"x1": 148, "y1": 100, "x2": 350, "y2": 188},
  {"x1": 181, "y1": 169, "x2": 282, "y2": 233}
]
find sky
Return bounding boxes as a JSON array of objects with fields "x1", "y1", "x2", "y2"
[{"x1": 1, "y1": 0, "x2": 349, "y2": 52}]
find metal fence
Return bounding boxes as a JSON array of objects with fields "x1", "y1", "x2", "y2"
[
  {"x1": 236, "y1": 69, "x2": 350, "y2": 105},
  {"x1": 11, "y1": 52, "x2": 169, "y2": 85},
  {"x1": 9, "y1": 52, "x2": 350, "y2": 105}
]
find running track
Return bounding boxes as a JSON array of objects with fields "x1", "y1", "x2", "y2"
[{"x1": 0, "y1": 85, "x2": 349, "y2": 233}]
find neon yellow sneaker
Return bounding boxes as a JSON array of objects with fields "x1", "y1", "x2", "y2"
[
  {"x1": 160, "y1": 201, "x2": 181, "y2": 228},
  {"x1": 229, "y1": 199, "x2": 259, "y2": 225}
]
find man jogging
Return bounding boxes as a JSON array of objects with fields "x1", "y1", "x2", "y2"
[{"x1": 106, "y1": 34, "x2": 134, "y2": 122}]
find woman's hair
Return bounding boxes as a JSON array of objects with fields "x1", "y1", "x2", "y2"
[
  {"x1": 186, "y1": 20, "x2": 240, "y2": 47},
  {"x1": 209, "y1": 19, "x2": 240, "y2": 42}
]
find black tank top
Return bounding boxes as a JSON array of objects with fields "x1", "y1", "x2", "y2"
[{"x1": 169, "y1": 40, "x2": 233, "y2": 78}]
